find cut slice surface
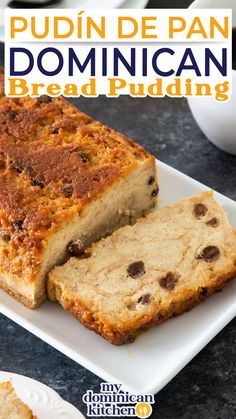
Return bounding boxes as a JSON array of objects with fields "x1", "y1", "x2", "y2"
[
  {"x1": 48, "y1": 191, "x2": 236, "y2": 345},
  {"x1": 0, "y1": 381, "x2": 36, "y2": 419}
]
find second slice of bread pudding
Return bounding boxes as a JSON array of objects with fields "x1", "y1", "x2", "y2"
[
  {"x1": 0, "y1": 70, "x2": 157, "y2": 308},
  {"x1": 0, "y1": 381, "x2": 36, "y2": 419},
  {"x1": 48, "y1": 191, "x2": 236, "y2": 345}
]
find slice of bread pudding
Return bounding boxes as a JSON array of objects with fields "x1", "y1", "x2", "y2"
[
  {"x1": 0, "y1": 71, "x2": 157, "y2": 308},
  {"x1": 0, "y1": 381, "x2": 36, "y2": 419},
  {"x1": 48, "y1": 192, "x2": 236, "y2": 345}
]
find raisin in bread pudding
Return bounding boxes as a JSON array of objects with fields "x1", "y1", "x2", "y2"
[
  {"x1": 0, "y1": 382, "x2": 36, "y2": 419},
  {"x1": 48, "y1": 191, "x2": 236, "y2": 345},
  {"x1": 0, "y1": 72, "x2": 157, "y2": 308}
]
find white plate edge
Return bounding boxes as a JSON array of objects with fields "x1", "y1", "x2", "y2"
[{"x1": 0, "y1": 371, "x2": 85, "y2": 418}]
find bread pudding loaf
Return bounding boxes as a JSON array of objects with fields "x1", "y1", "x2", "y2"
[
  {"x1": 0, "y1": 73, "x2": 158, "y2": 308},
  {"x1": 48, "y1": 192, "x2": 236, "y2": 345},
  {"x1": 0, "y1": 382, "x2": 36, "y2": 419}
]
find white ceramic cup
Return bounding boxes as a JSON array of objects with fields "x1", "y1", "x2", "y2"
[
  {"x1": 1, "y1": 0, "x2": 51, "y2": 6},
  {"x1": 0, "y1": 0, "x2": 52, "y2": 8},
  {"x1": 188, "y1": 0, "x2": 236, "y2": 155}
]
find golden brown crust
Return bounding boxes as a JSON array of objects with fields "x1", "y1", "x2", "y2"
[
  {"x1": 0, "y1": 278, "x2": 40, "y2": 309},
  {"x1": 49, "y1": 269, "x2": 236, "y2": 345},
  {"x1": 0, "y1": 70, "x2": 156, "y2": 303}
]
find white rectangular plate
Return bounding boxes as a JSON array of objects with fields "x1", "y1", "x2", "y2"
[{"x1": 0, "y1": 160, "x2": 235, "y2": 395}]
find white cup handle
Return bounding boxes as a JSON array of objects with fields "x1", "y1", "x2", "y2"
[{"x1": 1, "y1": 0, "x2": 10, "y2": 8}]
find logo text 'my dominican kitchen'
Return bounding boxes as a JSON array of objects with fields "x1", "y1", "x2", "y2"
[{"x1": 82, "y1": 383, "x2": 155, "y2": 417}]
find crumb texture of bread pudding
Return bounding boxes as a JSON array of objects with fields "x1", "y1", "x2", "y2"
[
  {"x1": 48, "y1": 191, "x2": 236, "y2": 345},
  {"x1": 0, "y1": 70, "x2": 157, "y2": 308},
  {"x1": 0, "y1": 381, "x2": 37, "y2": 419}
]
